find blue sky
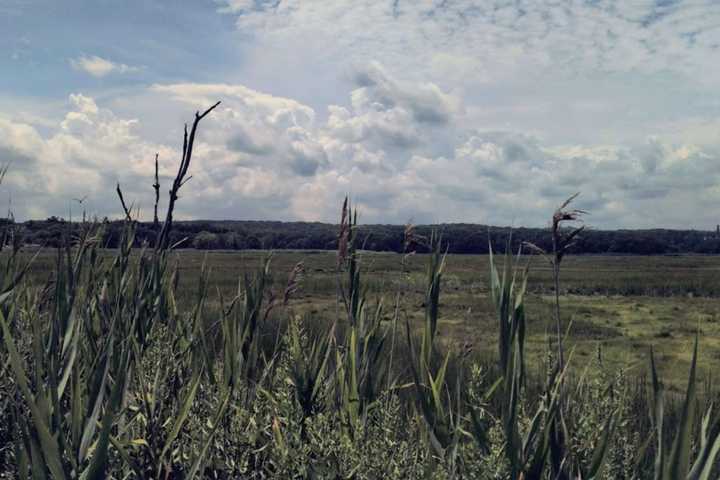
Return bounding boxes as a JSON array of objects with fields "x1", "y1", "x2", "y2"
[{"x1": 2, "y1": 0, "x2": 720, "y2": 228}]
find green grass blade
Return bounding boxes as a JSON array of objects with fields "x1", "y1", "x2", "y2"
[
  {"x1": 159, "y1": 363, "x2": 203, "y2": 461},
  {"x1": 187, "y1": 389, "x2": 232, "y2": 479},
  {"x1": 664, "y1": 336, "x2": 698, "y2": 480},
  {"x1": 78, "y1": 347, "x2": 111, "y2": 463},
  {"x1": 585, "y1": 411, "x2": 617, "y2": 479},
  {"x1": 0, "y1": 309, "x2": 67, "y2": 480}
]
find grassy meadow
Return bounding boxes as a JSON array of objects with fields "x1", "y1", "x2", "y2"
[
  {"x1": 17, "y1": 248, "x2": 720, "y2": 390},
  {"x1": 167, "y1": 249, "x2": 720, "y2": 392}
]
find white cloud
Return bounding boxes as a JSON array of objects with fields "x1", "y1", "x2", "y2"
[
  {"x1": 3, "y1": 1, "x2": 720, "y2": 230},
  {"x1": 351, "y1": 62, "x2": 461, "y2": 125},
  {"x1": 207, "y1": 0, "x2": 720, "y2": 155},
  {"x1": 217, "y1": 0, "x2": 720, "y2": 84},
  {"x1": 3, "y1": 55, "x2": 720, "y2": 229},
  {"x1": 0, "y1": 93, "x2": 173, "y2": 219},
  {"x1": 70, "y1": 55, "x2": 139, "y2": 78},
  {"x1": 151, "y1": 82, "x2": 328, "y2": 178}
]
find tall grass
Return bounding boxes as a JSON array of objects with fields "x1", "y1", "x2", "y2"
[{"x1": 1, "y1": 107, "x2": 720, "y2": 478}]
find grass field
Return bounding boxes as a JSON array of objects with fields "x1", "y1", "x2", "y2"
[
  {"x1": 138, "y1": 250, "x2": 720, "y2": 390},
  {"x1": 18, "y1": 248, "x2": 720, "y2": 390},
  {"x1": 4, "y1": 201, "x2": 719, "y2": 476}
]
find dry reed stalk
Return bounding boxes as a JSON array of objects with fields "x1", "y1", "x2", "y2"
[
  {"x1": 550, "y1": 192, "x2": 586, "y2": 372},
  {"x1": 115, "y1": 182, "x2": 133, "y2": 221},
  {"x1": 337, "y1": 196, "x2": 350, "y2": 268},
  {"x1": 153, "y1": 153, "x2": 160, "y2": 228}
]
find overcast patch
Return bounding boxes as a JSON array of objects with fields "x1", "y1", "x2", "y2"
[
  {"x1": 0, "y1": 145, "x2": 35, "y2": 169},
  {"x1": 227, "y1": 128, "x2": 273, "y2": 155}
]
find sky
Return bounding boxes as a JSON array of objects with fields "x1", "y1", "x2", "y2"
[{"x1": 2, "y1": 0, "x2": 720, "y2": 228}]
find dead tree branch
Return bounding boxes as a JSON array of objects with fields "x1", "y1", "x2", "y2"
[
  {"x1": 116, "y1": 183, "x2": 133, "y2": 222},
  {"x1": 156, "y1": 101, "x2": 221, "y2": 250}
]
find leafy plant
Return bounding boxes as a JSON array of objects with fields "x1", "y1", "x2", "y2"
[
  {"x1": 335, "y1": 198, "x2": 390, "y2": 439},
  {"x1": 648, "y1": 337, "x2": 720, "y2": 480}
]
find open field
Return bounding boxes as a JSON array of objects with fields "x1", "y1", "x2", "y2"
[
  {"x1": 5, "y1": 216, "x2": 720, "y2": 478},
  {"x1": 151, "y1": 250, "x2": 720, "y2": 391},
  {"x1": 17, "y1": 248, "x2": 720, "y2": 390},
  {"x1": 4, "y1": 195, "x2": 720, "y2": 477}
]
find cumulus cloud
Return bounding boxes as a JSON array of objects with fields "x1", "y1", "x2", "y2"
[
  {"x1": 2, "y1": 58, "x2": 720, "y2": 230},
  {"x1": 0, "y1": 93, "x2": 173, "y2": 219},
  {"x1": 3, "y1": 1, "x2": 720, "y2": 230},
  {"x1": 151, "y1": 82, "x2": 328, "y2": 179},
  {"x1": 326, "y1": 103, "x2": 420, "y2": 149},
  {"x1": 70, "y1": 55, "x2": 139, "y2": 78},
  {"x1": 161, "y1": 71, "x2": 720, "y2": 228},
  {"x1": 324, "y1": 63, "x2": 462, "y2": 158},
  {"x1": 351, "y1": 62, "x2": 461, "y2": 125},
  {"x1": 206, "y1": 0, "x2": 720, "y2": 155}
]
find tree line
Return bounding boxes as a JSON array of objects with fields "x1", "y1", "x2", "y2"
[{"x1": 11, "y1": 216, "x2": 720, "y2": 254}]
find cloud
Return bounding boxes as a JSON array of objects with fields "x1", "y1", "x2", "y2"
[
  {"x1": 3, "y1": 1, "x2": 720, "y2": 231},
  {"x1": 0, "y1": 93, "x2": 173, "y2": 219},
  {"x1": 226, "y1": 126, "x2": 274, "y2": 156},
  {"x1": 70, "y1": 55, "x2": 139, "y2": 78},
  {"x1": 206, "y1": 0, "x2": 720, "y2": 155},
  {"x1": 323, "y1": 64, "x2": 461, "y2": 156},
  {"x1": 152, "y1": 83, "x2": 314, "y2": 122},
  {"x1": 326, "y1": 104, "x2": 421, "y2": 149},
  {"x1": 1, "y1": 75, "x2": 461, "y2": 222},
  {"x1": 351, "y1": 61, "x2": 461, "y2": 125},
  {"x1": 151, "y1": 82, "x2": 328, "y2": 179},
  {"x1": 2, "y1": 57, "x2": 720, "y2": 230},
  {"x1": 287, "y1": 127, "x2": 328, "y2": 176},
  {"x1": 217, "y1": 0, "x2": 720, "y2": 85}
]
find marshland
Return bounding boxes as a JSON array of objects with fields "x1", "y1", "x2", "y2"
[
  {"x1": 1, "y1": 103, "x2": 720, "y2": 479},
  {"x1": 5, "y1": 2, "x2": 720, "y2": 478}
]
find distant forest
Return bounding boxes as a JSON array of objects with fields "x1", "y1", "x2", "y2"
[{"x1": 10, "y1": 216, "x2": 720, "y2": 255}]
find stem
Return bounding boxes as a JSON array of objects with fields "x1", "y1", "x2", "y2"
[
  {"x1": 387, "y1": 289, "x2": 400, "y2": 394},
  {"x1": 553, "y1": 258, "x2": 564, "y2": 372},
  {"x1": 153, "y1": 153, "x2": 160, "y2": 229}
]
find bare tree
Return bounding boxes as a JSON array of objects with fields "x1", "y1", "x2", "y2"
[{"x1": 155, "y1": 101, "x2": 221, "y2": 250}]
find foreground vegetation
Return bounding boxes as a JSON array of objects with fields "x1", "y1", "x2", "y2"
[
  {"x1": 11, "y1": 248, "x2": 720, "y2": 389},
  {"x1": 2, "y1": 104, "x2": 720, "y2": 478}
]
